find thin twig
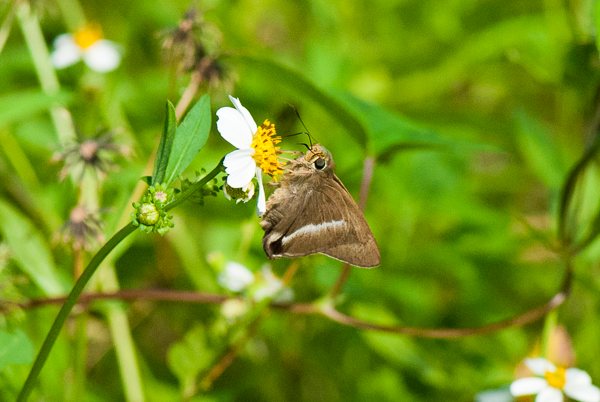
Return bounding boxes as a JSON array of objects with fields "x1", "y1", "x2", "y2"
[
  {"x1": 175, "y1": 70, "x2": 202, "y2": 120},
  {"x1": 12, "y1": 264, "x2": 572, "y2": 339}
]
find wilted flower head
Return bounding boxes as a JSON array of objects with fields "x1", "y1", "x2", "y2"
[
  {"x1": 510, "y1": 358, "x2": 600, "y2": 402},
  {"x1": 161, "y1": 6, "x2": 226, "y2": 87},
  {"x1": 216, "y1": 96, "x2": 284, "y2": 215},
  {"x1": 59, "y1": 205, "x2": 104, "y2": 251},
  {"x1": 54, "y1": 132, "x2": 130, "y2": 181},
  {"x1": 51, "y1": 23, "x2": 121, "y2": 72}
]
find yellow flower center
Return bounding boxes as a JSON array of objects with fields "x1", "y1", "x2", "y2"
[
  {"x1": 251, "y1": 119, "x2": 283, "y2": 178},
  {"x1": 73, "y1": 24, "x2": 103, "y2": 49},
  {"x1": 544, "y1": 366, "x2": 566, "y2": 390}
]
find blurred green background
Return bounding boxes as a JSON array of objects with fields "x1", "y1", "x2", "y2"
[{"x1": 1, "y1": 0, "x2": 600, "y2": 401}]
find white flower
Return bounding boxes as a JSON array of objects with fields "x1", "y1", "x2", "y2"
[
  {"x1": 220, "y1": 299, "x2": 249, "y2": 321},
  {"x1": 51, "y1": 24, "x2": 121, "y2": 73},
  {"x1": 217, "y1": 262, "x2": 254, "y2": 292},
  {"x1": 216, "y1": 96, "x2": 282, "y2": 216},
  {"x1": 510, "y1": 358, "x2": 600, "y2": 402},
  {"x1": 252, "y1": 266, "x2": 293, "y2": 303}
]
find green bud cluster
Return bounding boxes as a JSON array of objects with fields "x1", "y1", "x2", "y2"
[{"x1": 132, "y1": 184, "x2": 175, "y2": 235}]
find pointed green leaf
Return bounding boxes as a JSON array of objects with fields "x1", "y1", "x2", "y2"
[
  {"x1": 514, "y1": 110, "x2": 566, "y2": 189},
  {"x1": 595, "y1": 0, "x2": 600, "y2": 53},
  {"x1": 558, "y1": 142, "x2": 600, "y2": 249},
  {"x1": 152, "y1": 101, "x2": 177, "y2": 185},
  {"x1": 163, "y1": 95, "x2": 211, "y2": 185},
  {"x1": 0, "y1": 198, "x2": 69, "y2": 295},
  {"x1": 0, "y1": 329, "x2": 34, "y2": 369},
  {"x1": 232, "y1": 55, "x2": 369, "y2": 147},
  {"x1": 0, "y1": 89, "x2": 72, "y2": 126},
  {"x1": 167, "y1": 325, "x2": 215, "y2": 393}
]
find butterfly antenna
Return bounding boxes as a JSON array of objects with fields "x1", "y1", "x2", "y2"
[{"x1": 288, "y1": 103, "x2": 314, "y2": 147}]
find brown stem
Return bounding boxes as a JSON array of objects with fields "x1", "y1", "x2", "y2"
[
  {"x1": 175, "y1": 70, "x2": 202, "y2": 120},
  {"x1": 11, "y1": 264, "x2": 571, "y2": 339}
]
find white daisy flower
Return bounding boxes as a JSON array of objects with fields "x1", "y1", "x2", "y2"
[
  {"x1": 510, "y1": 357, "x2": 600, "y2": 402},
  {"x1": 51, "y1": 24, "x2": 121, "y2": 73},
  {"x1": 216, "y1": 96, "x2": 282, "y2": 216},
  {"x1": 217, "y1": 261, "x2": 254, "y2": 292}
]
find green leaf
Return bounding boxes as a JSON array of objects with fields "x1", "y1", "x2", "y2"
[
  {"x1": 595, "y1": 0, "x2": 600, "y2": 53},
  {"x1": 337, "y1": 95, "x2": 497, "y2": 161},
  {"x1": 0, "y1": 329, "x2": 34, "y2": 369},
  {"x1": 514, "y1": 110, "x2": 566, "y2": 189},
  {"x1": 0, "y1": 89, "x2": 72, "y2": 126},
  {"x1": 558, "y1": 141, "x2": 600, "y2": 249},
  {"x1": 0, "y1": 198, "x2": 69, "y2": 296},
  {"x1": 152, "y1": 101, "x2": 177, "y2": 185},
  {"x1": 232, "y1": 55, "x2": 369, "y2": 147},
  {"x1": 337, "y1": 95, "x2": 451, "y2": 160},
  {"x1": 163, "y1": 95, "x2": 212, "y2": 185},
  {"x1": 167, "y1": 325, "x2": 215, "y2": 395}
]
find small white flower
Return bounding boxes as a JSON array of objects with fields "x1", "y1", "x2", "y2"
[
  {"x1": 510, "y1": 357, "x2": 600, "y2": 402},
  {"x1": 51, "y1": 24, "x2": 121, "y2": 73},
  {"x1": 220, "y1": 299, "x2": 249, "y2": 321},
  {"x1": 252, "y1": 266, "x2": 293, "y2": 303},
  {"x1": 217, "y1": 262, "x2": 254, "y2": 292},
  {"x1": 216, "y1": 96, "x2": 282, "y2": 216}
]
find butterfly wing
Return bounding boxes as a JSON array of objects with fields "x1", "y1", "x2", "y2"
[{"x1": 261, "y1": 174, "x2": 380, "y2": 268}]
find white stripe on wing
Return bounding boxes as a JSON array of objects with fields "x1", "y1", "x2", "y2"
[{"x1": 281, "y1": 220, "x2": 346, "y2": 246}]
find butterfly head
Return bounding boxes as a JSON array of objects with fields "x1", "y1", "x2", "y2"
[{"x1": 304, "y1": 144, "x2": 335, "y2": 173}]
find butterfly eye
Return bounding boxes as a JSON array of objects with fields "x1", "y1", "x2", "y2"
[{"x1": 314, "y1": 157, "x2": 326, "y2": 170}]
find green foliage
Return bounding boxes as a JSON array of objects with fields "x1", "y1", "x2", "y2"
[
  {"x1": 0, "y1": 329, "x2": 34, "y2": 369},
  {"x1": 152, "y1": 101, "x2": 177, "y2": 186},
  {"x1": 0, "y1": 199, "x2": 68, "y2": 296},
  {"x1": 163, "y1": 95, "x2": 212, "y2": 186},
  {"x1": 167, "y1": 324, "x2": 216, "y2": 397},
  {"x1": 153, "y1": 95, "x2": 212, "y2": 186},
  {"x1": 0, "y1": 90, "x2": 71, "y2": 127},
  {"x1": 1, "y1": 0, "x2": 600, "y2": 401}
]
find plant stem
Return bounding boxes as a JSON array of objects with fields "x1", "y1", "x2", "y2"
[
  {"x1": 17, "y1": 223, "x2": 137, "y2": 402},
  {"x1": 164, "y1": 158, "x2": 224, "y2": 211},
  {"x1": 17, "y1": 160, "x2": 224, "y2": 401},
  {"x1": 16, "y1": 1, "x2": 76, "y2": 145},
  {"x1": 105, "y1": 302, "x2": 144, "y2": 402}
]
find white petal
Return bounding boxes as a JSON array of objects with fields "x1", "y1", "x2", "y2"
[
  {"x1": 228, "y1": 96, "x2": 258, "y2": 133},
  {"x1": 82, "y1": 40, "x2": 121, "y2": 72},
  {"x1": 218, "y1": 262, "x2": 254, "y2": 292},
  {"x1": 565, "y1": 384, "x2": 600, "y2": 402},
  {"x1": 526, "y1": 358, "x2": 556, "y2": 376},
  {"x1": 566, "y1": 368, "x2": 592, "y2": 386},
  {"x1": 224, "y1": 150, "x2": 256, "y2": 188},
  {"x1": 51, "y1": 34, "x2": 82, "y2": 68},
  {"x1": 216, "y1": 107, "x2": 254, "y2": 149},
  {"x1": 536, "y1": 387, "x2": 563, "y2": 402},
  {"x1": 224, "y1": 150, "x2": 254, "y2": 176},
  {"x1": 511, "y1": 377, "x2": 549, "y2": 396},
  {"x1": 255, "y1": 168, "x2": 266, "y2": 216}
]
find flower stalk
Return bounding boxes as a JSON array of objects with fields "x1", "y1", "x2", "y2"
[
  {"x1": 15, "y1": 1, "x2": 77, "y2": 145},
  {"x1": 17, "y1": 160, "x2": 224, "y2": 402}
]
